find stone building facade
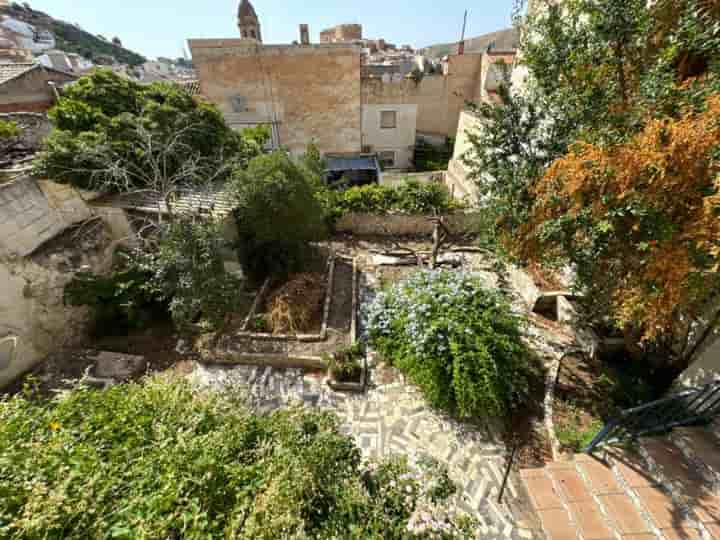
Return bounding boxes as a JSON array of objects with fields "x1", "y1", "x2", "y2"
[
  {"x1": 320, "y1": 24, "x2": 362, "y2": 43},
  {"x1": 189, "y1": 39, "x2": 362, "y2": 157},
  {"x1": 190, "y1": 1, "x2": 515, "y2": 170}
]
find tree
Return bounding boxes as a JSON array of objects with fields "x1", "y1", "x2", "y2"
[
  {"x1": 230, "y1": 152, "x2": 328, "y2": 278},
  {"x1": 464, "y1": 0, "x2": 720, "y2": 368},
  {"x1": 34, "y1": 70, "x2": 257, "y2": 193},
  {"x1": 516, "y1": 96, "x2": 720, "y2": 366}
]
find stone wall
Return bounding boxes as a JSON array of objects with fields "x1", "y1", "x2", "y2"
[
  {"x1": 0, "y1": 224, "x2": 115, "y2": 388},
  {"x1": 0, "y1": 112, "x2": 51, "y2": 150},
  {"x1": 189, "y1": 40, "x2": 362, "y2": 157},
  {"x1": 334, "y1": 212, "x2": 477, "y2": 236},
  {"x1": 445, "y1": 110, "x2": 482, "y2": 203},
  {"x1": 0, "y1": 176, "x2": 96, "y2": 258}
]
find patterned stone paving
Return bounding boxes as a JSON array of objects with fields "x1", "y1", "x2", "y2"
[{"x1": 192, "y1": 362, "x2": 533, "y2": 539}]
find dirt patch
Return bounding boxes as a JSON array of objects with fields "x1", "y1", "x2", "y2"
[
  {"x1": 2, "y1": 321, "x2": 195, "y2": 399},
  {"x1": 266, "y1": 273, "x2": 326, "y2": 334}
]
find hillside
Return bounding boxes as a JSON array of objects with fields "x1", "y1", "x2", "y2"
[
  {"x1": 422, "y1": 28, "x2": 519, "y2": 58},
  {"x1": 0, "y1": 3, "x2": 146, "y2": 66}
]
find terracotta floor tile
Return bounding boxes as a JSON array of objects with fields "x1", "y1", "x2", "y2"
[
  {"x1": 693, "y1": 494, "x2": 720, "y2": 523},
  {"x1": 521, "y1": 468, "x2": 547, "y2": 478},
  {"x1": 615, "y1": 457, "x2": 659, "y2": 488},
  {"x1": 660, "y1": 527, "x2": 701, "y2": 540},
  {"x1": 568, "y1": 500, "x2": 614, "y2": 540},
  {"x1": 553, "y1": 468, "x2": 593, "y2": 502},
  {"x1": 636, "y1": 487, "x2": 689, "y2": 529},
  {"x1": 675, "y1": 428, "x2": 720, "y2": 472},
  {"x1": 621, "y1": 535, "x2": 658, "y2": 540},
  {"x1": 538, "y1": 508, "x2": 580, "y2": 540},
  {"x1": 579, "y1": 459, "x2": 624, "y2": 495},
  {"x1": 704, "y1": 522, "x2": 720, "y2": 540},
  {"x1": 643, "y1": 439, "x2": 703, "y2": 485},
  {"x1": 524, "y1": 475, "x2": 564, "y2": 510},
  {"x1": 599, "y1": 493, "x2": 652, "y2": 534}
]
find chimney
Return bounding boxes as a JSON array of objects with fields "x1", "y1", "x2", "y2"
[{"x1": 299, "y1": 24, "x2": 310, "y2": 45}]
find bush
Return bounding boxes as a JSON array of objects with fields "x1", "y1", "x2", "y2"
[
  {"x1": 231, "y1": 152, "x2": 327, "y2": 279},
  {"x1": 324, "y1": 181, "x2": 460, "y2": 222},
  {"x1": 327, "y1": 343, "x2": 364, "y2": 382},
  {"x1": 65, "y1": 216, "x2": 242, "y2": 331},
  {"x1": 0, "y1": 379, "x2": 474, "y2": 539},
  {"x1": 367, "y1": 270, "x2": 531, "y2": 419}
]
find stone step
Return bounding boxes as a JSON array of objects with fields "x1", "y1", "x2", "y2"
[{"x1": 671, "y1": 427, "x2": 720, "y2": 493}]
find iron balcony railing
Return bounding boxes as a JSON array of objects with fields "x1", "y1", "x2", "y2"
[{"x1": 585, "y1": 381, "x2": 720, "y2": 454}]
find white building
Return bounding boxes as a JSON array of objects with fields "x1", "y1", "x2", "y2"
[{"x1": 0, "y1": 17, "x2": 55, "y2": 53}]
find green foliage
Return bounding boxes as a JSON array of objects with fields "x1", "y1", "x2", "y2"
[
  {"x1": 230, "y1": 152, "x2": 328, "y2": 279},
  {"x1": 66, "y1": 216, "x2": 241, "y2": 331},
  {"x1": 413, "y1": 138, "x2": 454, "y2": 172},
  {"x1": 35, "y1": 71, "x2": 257, "y2": 192},
  {"x1": 327, "y1": 343, "x2": 364, "y2": 382},
  {"x1": 64, "y1": 264, "x2": 165, "y2": 335},
  {"x1": 368, "y1": 270, "x2": 532, "y2": 419},
  {"x1": 324, "y1": 181, "x2": 460, "y2": 223},
  {"x1": 0, "y1": 120, "x2": 19, "y2": 140},
  {"x1": 0, "y1": 379, "x2": 472, "y2": 538},
  {"x1": 556, "y1": 416, "x2": 604, "y2": 453}
]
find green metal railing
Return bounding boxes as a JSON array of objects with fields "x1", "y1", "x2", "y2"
[{"x1": 585, "y1": 381, "x2": 720, "y2": 454}]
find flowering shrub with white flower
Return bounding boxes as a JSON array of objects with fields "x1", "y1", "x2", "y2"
[{"x1": 367, "y1": 270, "x2": 530, "y2": 419}]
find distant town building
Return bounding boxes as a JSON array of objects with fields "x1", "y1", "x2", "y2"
[
  {"x1": 0, "y1": 63, "x2": 76, "y2": 113},
  {"x1": 0, "y1": 28, "x2": 33, "y2": 63},
  {"x1": 319, "y1": 24, "x2": 362, "y2": 43},
  {"x1": 0, "y1": 16, "x2": 55, "y2": 53}
]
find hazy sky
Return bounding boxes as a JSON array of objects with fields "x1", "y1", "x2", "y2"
[{"x1": 25, "y1": 0, "x2": 516, "y2": 60}]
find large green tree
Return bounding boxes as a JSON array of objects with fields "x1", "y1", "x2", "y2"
[{"x1": 34, "y1": 70, "x2": 259, "y2": 192}]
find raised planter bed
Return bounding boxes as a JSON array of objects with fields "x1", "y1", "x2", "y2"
[{"x1": 238, "y1": 256, "x2": 336, "y2": 342}]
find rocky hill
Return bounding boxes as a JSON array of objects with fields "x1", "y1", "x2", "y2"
[
  {"x1": 0, "y1": 3, "x2": 146, "y2": 66},
  {"x1": 422, "y1": 28, "x2": 519, "y2": 58}
]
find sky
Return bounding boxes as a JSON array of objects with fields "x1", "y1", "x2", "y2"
[{"x1": 25, "y1": 0, "x2": 516, "y2": 60}]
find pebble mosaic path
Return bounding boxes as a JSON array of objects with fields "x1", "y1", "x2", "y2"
[{"x1": 192, "y1": 362, "x2": 535, "y2": 540}]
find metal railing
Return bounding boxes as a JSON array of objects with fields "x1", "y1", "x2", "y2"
[{"x1": 585, "y1": 381, "x2": 720, "y2": 454}]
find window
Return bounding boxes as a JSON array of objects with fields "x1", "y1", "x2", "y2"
[
  {"x1": 250, "y1": 29, "x2": 256, "y2": 39},
  {"x1": 380, "y1": 110, "x2": 397, "y2": 129},
  {"x1": 231, "y1": 95, "x2": 247, "y2": 112},
  {"x1": 378, "y1": 151, "x2": 396, "y2": 169}
]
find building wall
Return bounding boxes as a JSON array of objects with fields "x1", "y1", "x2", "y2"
[
  {"x1": 445, "y1": 110, "x2": 482, "y2": 203},
  {"x1": 0, "y1": 67, "x2": 75, "y2": 113},
  {"x1": 189, "y1": 40, "x2": 362, "y2": 157},
  {"x1": 361, "y1": 53, "x2": 484, "y2": 139},
  {"x1": 0, "y1": 177, "x2": 132, "y2": 388},
  {"x1": 320, "y1": 24, "x2": 362, "y2": 43},
  {"x1": 362, "y1": 103, "x2": 417, "y2": 169}
]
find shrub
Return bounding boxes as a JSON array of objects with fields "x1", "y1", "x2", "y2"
[
  {"x1": 367, "y1": 270, "x2": 531, "y2": 419},
  {"x1": 0, "y1": 119, "x2": 19, "y2": 140},
  {"x1": 325, "y1": 181, "x2": 460, "y2": 222},
  {"x1": 327, "y1": 343, "x2": 364, "y2": 382},
  {"x1": 66, "y1": 216, "x2": 242, "y2": 331},
  {"x1": 231, "y1": 152, "x2": 328, "y2": 279},
  {"x1": 0, "y1": 379, "x2": 473, "y2": 539}
]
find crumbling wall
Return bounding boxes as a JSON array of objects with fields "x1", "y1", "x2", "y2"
[
  {"x1": 334, "y1": 212, "x2": 477, "y2": 236},
  {"x1": 0, "y1": 176, "x2": 94, "y2": 258},
  {"x1": 0, "y1": 224, "x2": 115, "y2": 388}
]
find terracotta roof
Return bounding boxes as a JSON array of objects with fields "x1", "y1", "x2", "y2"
[
  {"x1": 177, "y1": 79, "x2": 201, "y2": 96},
  {"x1": 0, "y1": 62, "x2": 35, "y2": 85},
  {"x1": 90, "y1": 186, "x2": 236, "y2": 218},
  {"x1": 238, "y1": 0, "x2": 258, "y2": 19},
  {"x1": 0, "y1": 63, "x2": 76, "y2": 86}
]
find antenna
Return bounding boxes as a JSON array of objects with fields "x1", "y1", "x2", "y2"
[{"x1": 458, "y1": 10, "x2": 468, "y2": 55}]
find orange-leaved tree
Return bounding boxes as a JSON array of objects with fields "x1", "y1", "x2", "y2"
[{"x1": 515, "y1": 94, "x2": 720, "y2": 363}]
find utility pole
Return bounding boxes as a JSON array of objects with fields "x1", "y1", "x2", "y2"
[{"x1": 458, "y1": 10, "x2": 468, "y2": 55}]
